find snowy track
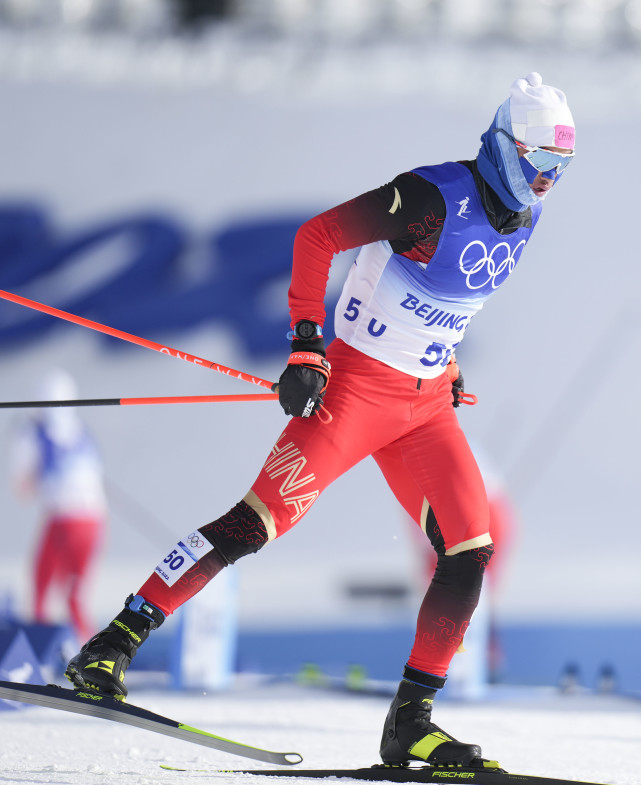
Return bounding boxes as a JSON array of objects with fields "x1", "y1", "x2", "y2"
[{"x1": 0, "y1": 683, "x2": 638, "y2": 785}]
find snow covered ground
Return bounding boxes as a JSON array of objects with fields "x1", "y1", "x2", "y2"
[{"x1": 0, "y1": 681, "x2": 639, "y2": 785}]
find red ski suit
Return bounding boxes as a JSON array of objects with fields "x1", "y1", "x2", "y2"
[
  {"x1": 249, "y1": 339, "x2": 487, "y2": 554},
  {"x1": 247, "y1": 338, "x2": 490, "y2": 676},
  {"x1": 138, "y1": 162, "x2": 535, "y2": 678}
]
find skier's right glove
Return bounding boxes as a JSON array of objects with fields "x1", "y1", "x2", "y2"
[{"x1": 275, "y1": 333, "x2": 331, "y2": 418}]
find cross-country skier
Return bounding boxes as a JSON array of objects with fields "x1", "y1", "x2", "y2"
[{"x1": 65, "y1": 72, "x2": 575, "y2": 767}]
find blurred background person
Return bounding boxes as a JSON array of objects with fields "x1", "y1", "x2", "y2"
[{"x1": 10, "y1": 369, "x2": 108, "y2": 642}]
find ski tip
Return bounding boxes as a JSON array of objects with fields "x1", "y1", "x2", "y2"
[{"x1": 284, "y1": 753, "x2": 304, "y2": 765}]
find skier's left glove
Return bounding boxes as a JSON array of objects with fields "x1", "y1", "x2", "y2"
[
  {"x1": 446, "y1": 356, "x2": 465, "y2": 408},
  {"x1": 275, "y1": 328, "x2": 331, "y2": 418}
]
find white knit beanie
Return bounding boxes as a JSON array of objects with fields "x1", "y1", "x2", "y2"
[{"x1": 509, "y1": 72, "x2": 575, "y2": 149}]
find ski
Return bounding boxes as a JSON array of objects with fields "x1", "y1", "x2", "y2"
[
  {"x1": 159, "y1": 763, "x2": 612, "y2": 785},
  {"x1": 0, "y1": 679, "x2": 301, "y2": 766}
]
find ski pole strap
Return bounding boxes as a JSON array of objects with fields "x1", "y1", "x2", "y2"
[
  {"x1": 314, "y1": 401, "x2": 333, "y2": 424},
  {"x1": 286, "y1": 351, "x2": 331, "y2": 394},
  {"x1": 456, "y1": 392, "x2": 478, "y2": 406}
]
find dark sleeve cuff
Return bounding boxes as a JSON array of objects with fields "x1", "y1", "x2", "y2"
[{"x1": 290, "y1": 336, "x2": 326, "y2": 356}]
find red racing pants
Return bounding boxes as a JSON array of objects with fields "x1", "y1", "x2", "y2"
[
  {"x1": 140, "y1": 339, "x2": 491, "y2": 678},
  {"x1": 249, "y1": 340, "x2": 492, "y2": 676},
  {"x1": 250, "y1": 340, "x2": 489, "y2": 550}
]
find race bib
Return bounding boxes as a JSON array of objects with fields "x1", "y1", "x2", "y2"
[{"x1": 154, "y1": 531, "x2": 214, "y2": 586}]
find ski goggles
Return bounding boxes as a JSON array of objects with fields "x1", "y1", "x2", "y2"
[{"x1": 495, "y1": 128, "x2": 575, "y2": 173}]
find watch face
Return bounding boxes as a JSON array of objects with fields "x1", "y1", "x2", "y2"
[{"x1": 296, "y1": 321, "x2": 317, "y2": 340}]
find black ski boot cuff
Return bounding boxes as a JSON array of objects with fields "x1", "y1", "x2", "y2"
[
  {"x1": 124, "y1": 594, "x2": 165, "y2": 629},
  {"x1": 402, "y1": 666, "x2": 447, "y2": 691},
  {"x1": 104, "y1": 596, "x2": 165, "y2": 657}
]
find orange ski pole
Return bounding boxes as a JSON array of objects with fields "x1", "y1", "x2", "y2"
[
  {"x1": 0, "y1": 394, "x2": 279, "y2": 409},
  {"x1": 0, "y1": 289, "x2": 277, "y2": 391}
]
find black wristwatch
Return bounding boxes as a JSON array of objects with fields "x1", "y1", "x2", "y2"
[{"x1": 293, "y1": 320, "x2": 322, "y2": 341}]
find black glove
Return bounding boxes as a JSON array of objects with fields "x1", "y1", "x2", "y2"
[
  {"x1": 276, "y1": 334, "x2": 331, "y2": 418},
  {"x1": 447, "y1": 357, "x2": 464, "y2": 408}
]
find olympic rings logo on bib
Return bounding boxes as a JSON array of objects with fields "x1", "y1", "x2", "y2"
[
  {"x1": 459, "y1": 239, "x2": 526, "y2": 290},
  {"x1": 187, "y1": 533, "x2": 205, "y2": 548}
]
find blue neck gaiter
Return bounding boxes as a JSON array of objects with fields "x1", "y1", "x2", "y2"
[{"x1": 476, "y1": 100, "x2": 543, "y2": 213}]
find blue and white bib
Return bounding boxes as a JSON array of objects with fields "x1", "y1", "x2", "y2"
[{"x1": 334, "y1": 162, "x2": 541, "y2": 377}]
